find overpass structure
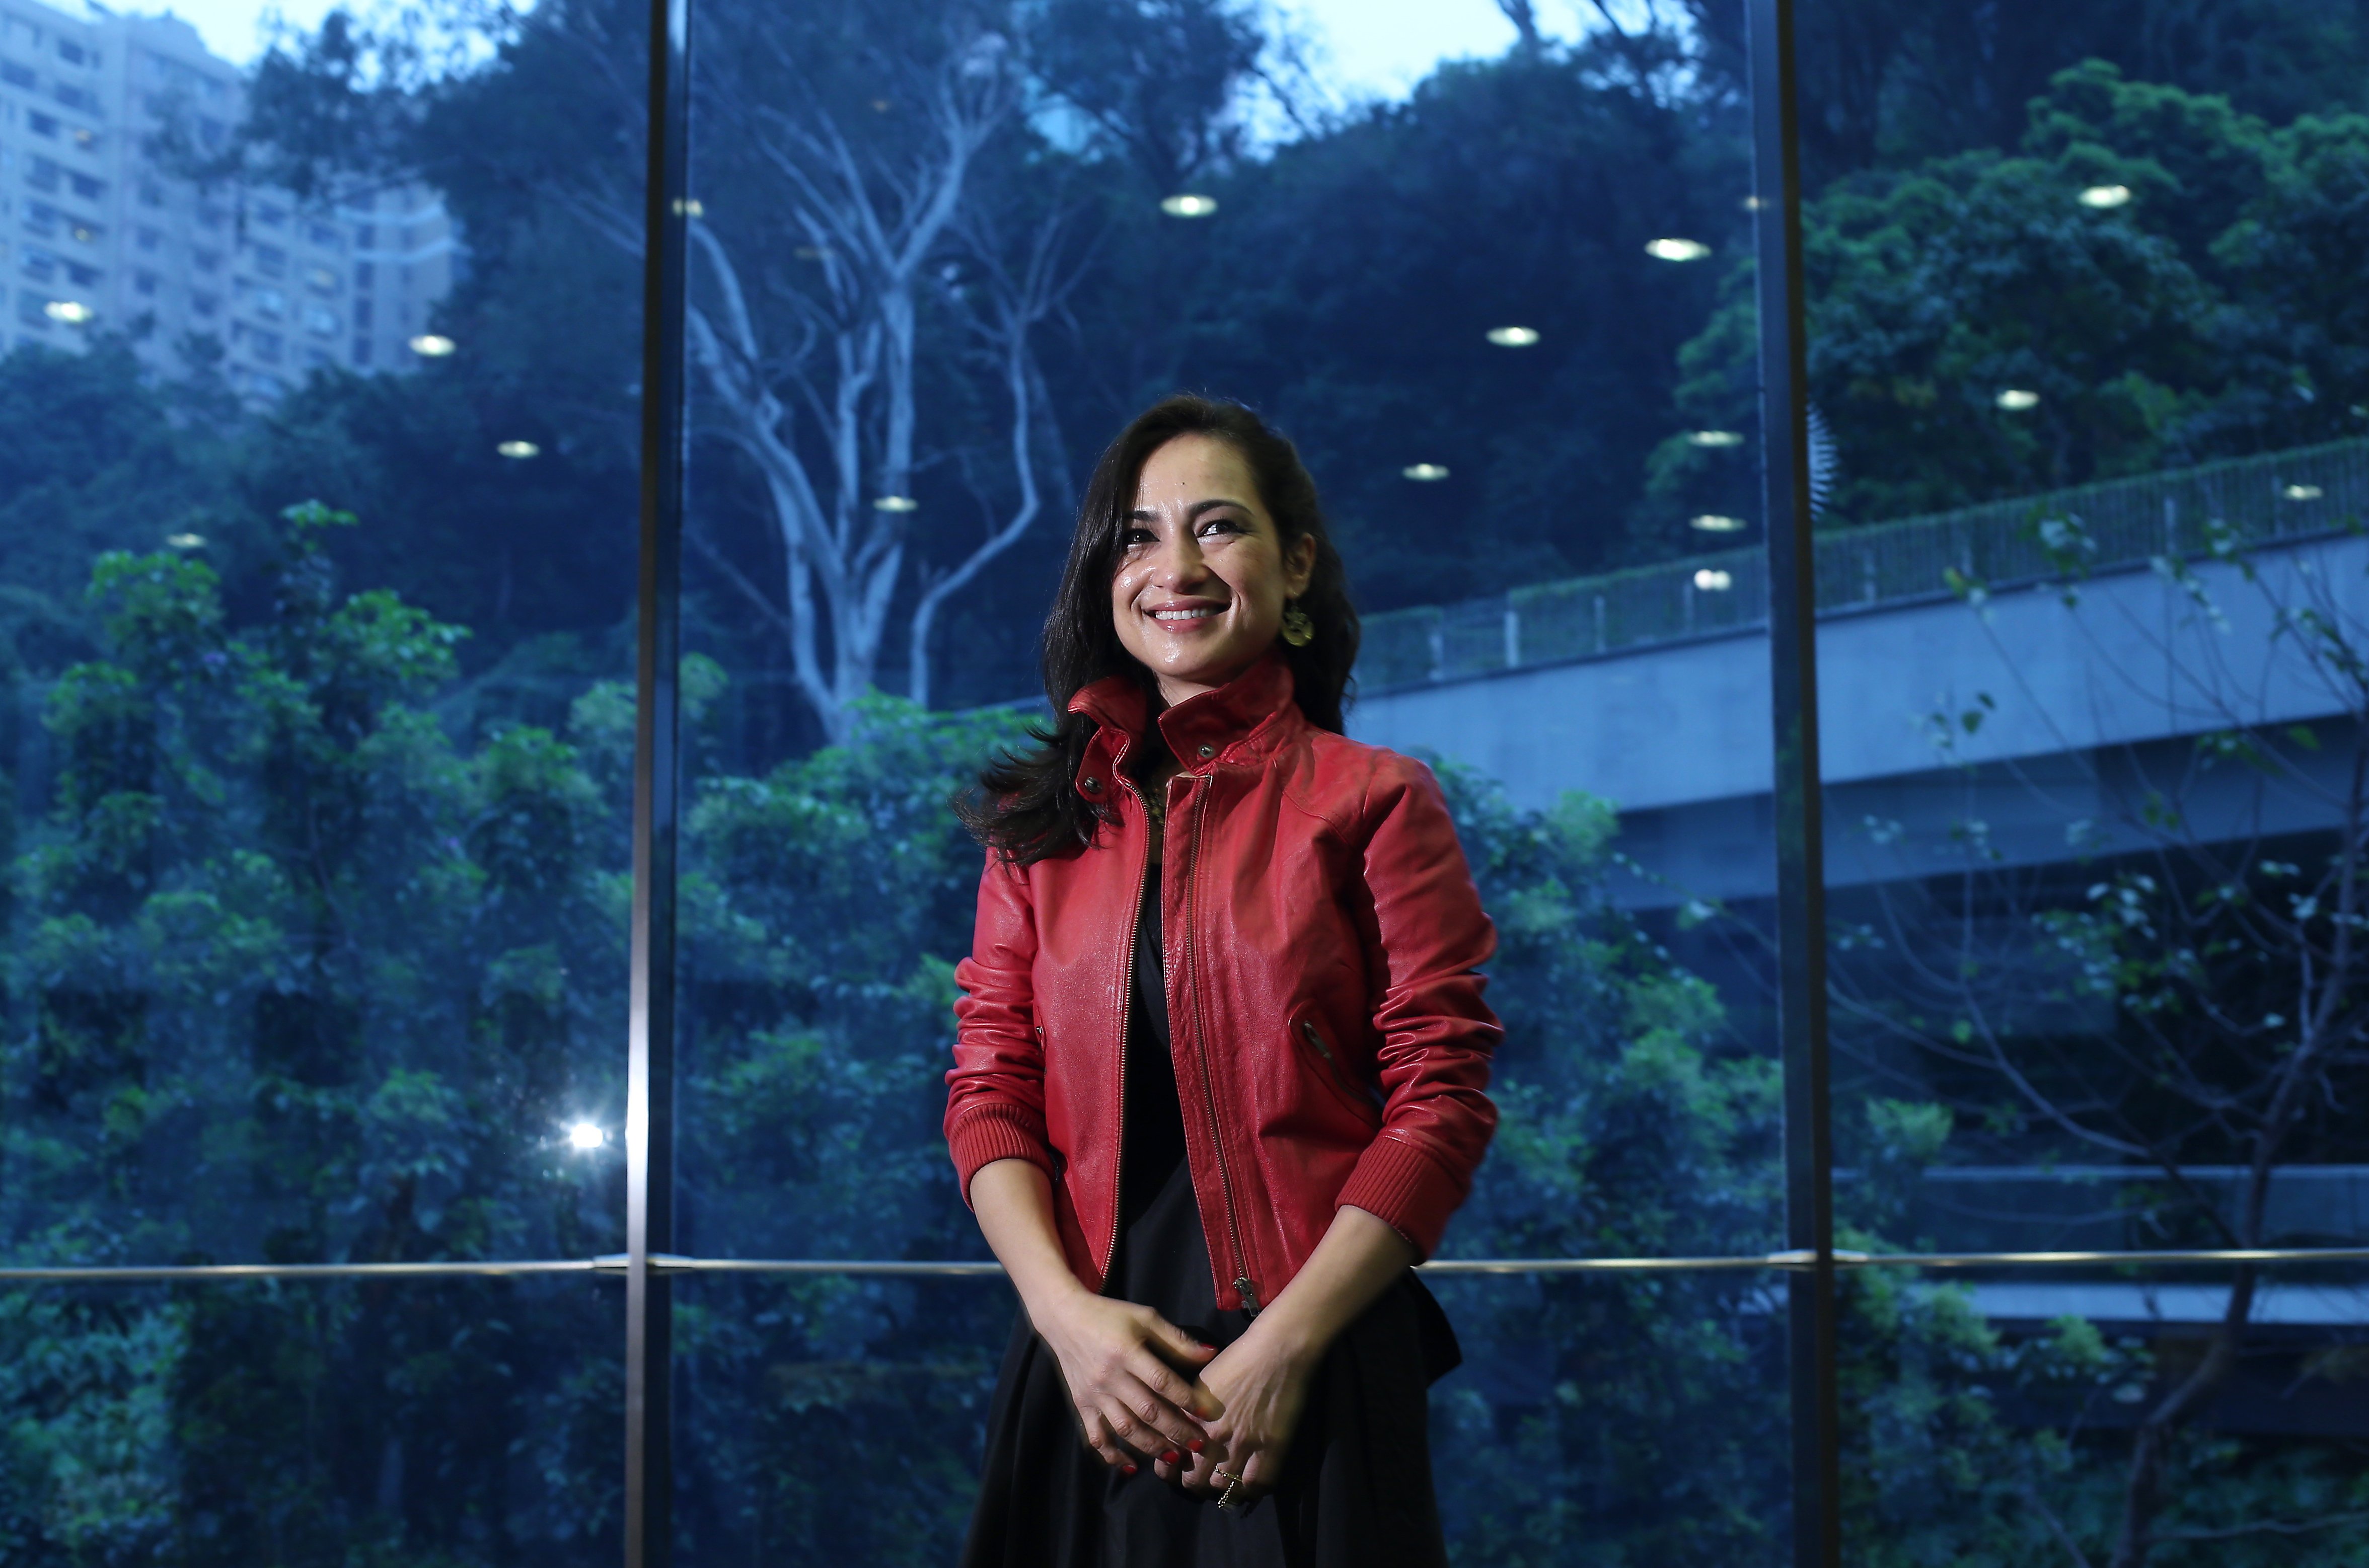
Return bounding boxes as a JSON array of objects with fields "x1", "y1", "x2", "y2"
[{"x1": 1349, "y1": 439, "x2": 2369, "y2": 909}]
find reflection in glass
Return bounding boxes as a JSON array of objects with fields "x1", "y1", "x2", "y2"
[{"x1": 1795, "y1": 5, "x2": 2369, "y2": 1556}]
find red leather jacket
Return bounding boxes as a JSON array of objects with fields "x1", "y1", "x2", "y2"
[{"x1": 945, "y1": 653, "x2": 1500, "y2": 1312}]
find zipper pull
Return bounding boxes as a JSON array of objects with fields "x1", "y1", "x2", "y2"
[{"x1": 1233, "y1": 1276, "x2": 1261, "y2": 1316}]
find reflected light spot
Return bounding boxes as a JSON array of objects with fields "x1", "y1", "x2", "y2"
[
  {"x1": 795, "y1": 245, "x2": 832, "y2": 261},
  {"x1": 166, "y1": 532, "x2": 205, "y2": 550},
  {"x1": 1690, "y1": 514, "x2": 1746, "y2": 534},
  {"x1": 2078, "y1": 184, "x2": 2132, "y2": 209},
  {"x1": 1646, "y1": 238, "x2": 1711, "y2": 261},
  {"x1": 873, "y1": 495, "x2": 919, "y2": 512},
  {"x1": 2285, "y1": 483, "x2": 2324, "y2": 500},
  {"x1": 44, "y1": 300, "x2": 93, "y2": 323},
  {"x1": 674, "y1": 197, "x2": 704, "y2": 218},
  {"x1": 497, "y1": 440, "x2": 541, "y2": 459},
  {"x1": 1160, "y1": 194, "x2": 1218, "y2": 218},
  {"x1": 1995, "y1": 388, "x2": 2040, "y2": 410},
  {"x1": 568, "y1": 1122, "x2": 606, "y2": 1151},
  {"x1": 1402, "y1": 463, "x2": 1450, "y2": 481},
  {"x1": 1686, "y1": 430, "x2": 1744, "y2": 448},
  {"x1": 1485, "y1": 326, "x2": 1539, "y2": 347},
  {"x1": 409, "y1": 333, "x2": 456, "y2": 357},
  {"x1": 1692, "y1": 569, "x2": 1734, "y2": 590}
]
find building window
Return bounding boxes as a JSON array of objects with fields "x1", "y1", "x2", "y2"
[
  {"x1": 20, "y1": 248, "x2": 56, "y2": 282},
  {"x1": 303, "y1": 303, "x2": 337, "y2": 335},
  {"x1": 252, "y1": 330, "x2": 283, "y2": 363},
  {"x1": 52, "y1": 85, "x2": 97, "y2": 114},
  {"x1": 134, "y1": 269, "x2": 158, "y2": 295},
  {"x1": 0, "y1": 61, "x2": 33, "y2": 90},
  {"x1": 253, "y1": 244, "x2": 286, "y2": 278},
  {"x1": 254, "y1": 284, "x2": 286, "y2": 319},
  {"x1": 197, "y1": 205, "x2": 226, "y2": 231},
  {"x1": 255, "y1": 203, "x2": 287, "y2": 229},
  {"x1": 26, "y1": 112, "x2": 58, "y2": 138},
  {"x1": 27, "y1": 157, "x2": 60, "y2": 191},
  {"x1": 351, "y1": 336, "x2": 371, "y2": 365},
  {"x1": 138, "y1": 180, "x2": 164, "y2": 208},
  {"x1": 191, "y1": 290, "x2": 217, "y2": 317},
  {"x1": 63, "y1": 259, "x2": 98, "y2": 287},
  {"x1": 56, "y1": 40, "x2": 85, "y2": 66},
  {"x1": 67, "y1": 171, "x2": 102, "y2": 201},
  {"x1": 193, "y1": 248, "x2": 220, "y2": 273},
  {"x1": 136, "y1": 226, "x2": 161, "y2": 251},
  {"x1": 306, "y1": 264, "x2": 338, "y2": 292},
  {"x1": 70, "y1": 126, "x2": 97, "y2": 151},
  {"x1": 23, "y1": 201, "x2": 56, "y2": 236},
  {"x1": 355, "y1": 260, "x2": 374, "y2": 288},
  {"x1": 353, "y1": 298, "x2": 373, "y2": 329},
  {"x1": 306, "y1": 221, "x2": 339, "y2": 248}
]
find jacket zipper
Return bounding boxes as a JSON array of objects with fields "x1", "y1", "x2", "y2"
[
  {"x1": 1179, "y1": 776, "x2": 1260, "y2": 1314},
  {"x1": 1299, "y1": 1017, "x2": 1376, "y2": 1116},
  {"x1": 1104, "y1": 779, "x2": 1154, "y2": 1287}
]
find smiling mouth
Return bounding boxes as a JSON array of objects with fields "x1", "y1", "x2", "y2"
[{"x1": 1151, "y1": 606, "x2": 1223, "y2": 623}]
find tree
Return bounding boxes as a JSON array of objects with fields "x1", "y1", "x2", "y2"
[{"x1": 1819, "y1": 513, "x2": 2369, "y2": 1563}]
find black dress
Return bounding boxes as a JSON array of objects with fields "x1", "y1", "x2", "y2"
[{"x1": 961, "y1": 870, "x2": 1459, "y2": 1568}]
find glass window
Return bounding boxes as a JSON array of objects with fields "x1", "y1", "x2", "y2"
[
  {"x1": 0, "y1": 1278, "x2": 620, "y2": 1560},
  {"x1": 1801, "y1": 4, "x2": 2369, "y2": 1558}
]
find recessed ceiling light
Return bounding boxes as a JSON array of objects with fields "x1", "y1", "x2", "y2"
[
  {"x1": 1486, "y1": 326, "x2": 1539, "y2": 347},
  {"x1": 2284, "y1": 483, "x2": 2324, "y2": 500},
  {"x1": 1995, "y1": 388, "x2": 2040, "y2": 410},
  {"x1": 1646, "y1": 238, "x2": 1712, "y2": 261},
  {"x1": 1690, "y1": 514, "x2": 1747, "y2": 533},
  {"x1": 497, "y1": 440, "x2": 540, "y2": 459},
  {"x1": 1402, "y1": 463, "x2": 1450, "y2": 481},
  {"x1": 44, "y1": 300, "x2": 92, "y2": 323},
  {"x1": 1160, "y1": 194, "x2": 1218, "y2": 218},
  {"x1": 872, "y1": 495, "x2": 919, "y2": 512},
  {"x1": 2078, "y1": 184, "x2": 2132, "y2": 209},
  {"x1": 1692, "y1": 568, "x2": 1734, "y2": 590},
  {"x1": 408, "y1": 333, "x2": 456, "y2": 357},
  {"x1": 1686, "y1": 430, "x2": 1744, "y2": 448},
  {"x1": 567, "y1": 1122, "x2": 606, "y2": 1151},
  {"x1": 166, "y1": 532, "x2": 205, "y2": 549}
]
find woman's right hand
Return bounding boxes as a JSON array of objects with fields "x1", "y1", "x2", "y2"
[{"x1": 1030, "y1": 1288, "x2": 1222, "y2": 1471}]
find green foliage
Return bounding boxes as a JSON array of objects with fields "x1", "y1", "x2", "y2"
[{"x1": 1676, "y1": 62, "x2": 2369, "y2": 526}]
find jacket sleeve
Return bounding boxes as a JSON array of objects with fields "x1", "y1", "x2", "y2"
[
  {"x1": 1333, "y1": 756, "x2": 1502, "y2": 1257},
  {"x1": 945, "y1": 851, "x2": 1055, "y2": 1206}
]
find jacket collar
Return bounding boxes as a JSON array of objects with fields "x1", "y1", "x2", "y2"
[{"x1": 1068, "y1": 651, "x2": 1299, "y2": 779}]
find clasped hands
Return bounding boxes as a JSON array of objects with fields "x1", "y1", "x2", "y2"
[{"x1": 1033, "y1": 1289, "x2": 1314, "y2": 1506}]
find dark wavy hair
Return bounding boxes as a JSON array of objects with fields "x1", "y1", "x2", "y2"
[{"x1": 959, "y1": 395, "x2": 1359, "y2": 865}]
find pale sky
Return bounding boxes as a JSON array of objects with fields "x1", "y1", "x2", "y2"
[{"x1": 99, "y1": 0, "x2": 1575, "y2": 97}]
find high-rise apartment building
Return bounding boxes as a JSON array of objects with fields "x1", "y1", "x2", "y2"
[{"x1": 0, "y1": 0, "x2": 455, "y2": 397}]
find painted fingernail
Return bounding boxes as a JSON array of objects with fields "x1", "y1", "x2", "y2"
[
  {"x1": 1123, "y1": 1463, "x2": 1138, "y2": 1476},
  {"x1": 1188, "y1": 1439, "x2": 1206, "y2": 1453},
  {"x1": 1160, "y1": 1451, "x2": 1180, "y2": 1466}
]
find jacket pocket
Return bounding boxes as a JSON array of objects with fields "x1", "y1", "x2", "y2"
[{"x1": 1287, "y1": 1003, "x2": 1382, "y2": 1126}]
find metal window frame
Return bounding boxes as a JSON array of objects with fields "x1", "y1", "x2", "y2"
[
  {"x1": 1745, "y1": 2, "x2": 1840, "y2": 1566},
  {"x1": 626, "y1": 0, "x2": 692, "y2": 1556}
]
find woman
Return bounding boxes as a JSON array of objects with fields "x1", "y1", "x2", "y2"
[{"x1": 947, "y1": 395, "x2": 1501, "y2": 1566}]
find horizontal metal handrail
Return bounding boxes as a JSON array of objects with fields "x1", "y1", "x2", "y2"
[{"x1": 6, "y1": 1245, "x2": 2367, "y2": 1285}]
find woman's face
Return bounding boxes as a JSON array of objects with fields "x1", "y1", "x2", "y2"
[{"x1": 1111, "y1": 433, "x2": 1316, "y2": 709}]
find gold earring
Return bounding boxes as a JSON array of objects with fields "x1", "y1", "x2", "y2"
[{"x1": 1280, "y1": 603, "x2": 1315, "y2": 647}]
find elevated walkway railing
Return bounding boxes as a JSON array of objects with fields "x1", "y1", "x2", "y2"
[{"x1": 1357, "y1": 437, "x2": 2369, "y2": 694}]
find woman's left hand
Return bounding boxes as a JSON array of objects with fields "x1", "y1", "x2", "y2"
[{"x1": 1150, "y1": 1321, "x2": 1318, "y2": 1504}]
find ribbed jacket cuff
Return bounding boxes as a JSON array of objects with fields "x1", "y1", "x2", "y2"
[
  {"x1": 1336, "y1": 1135, "x2": 1465, "y2": 1259},
  {"x1": 947, "y1": 1107, "x2": 1054, "y2": 1208}
]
